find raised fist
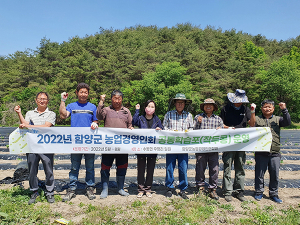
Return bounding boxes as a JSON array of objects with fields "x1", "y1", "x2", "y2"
[
  {"x1": 279, "y1": 102, "x2": 286, "y2": 110},
  {"x1": 14, "y1": 105, "x2": 21, "y2": 113},
  {"x1": 136, "y1": 104, "x2": 140, "y2": 109},
  {"x1": 197, "y1": 116, "x2": 203, "y2": 123},
  {"x1": 100, "y1": 94, "x2": 106, "y2": 102},
  {"x1": 250, "y1": 103, "x2": 256, "y2": 113},
  {"x1": 61, "y1": 92, "x2": 68, "y2": 102}
]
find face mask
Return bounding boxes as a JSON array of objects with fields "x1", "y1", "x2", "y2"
[{"x1": 145, "y1": 107, "x2": 155, "y2": 115}]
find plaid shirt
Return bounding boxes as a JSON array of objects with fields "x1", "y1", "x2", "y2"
[
  {"x1": 163, "y1": 110, "x2": 194, "y2": 131},
  {"x1": 194, "y1": 113, "x2": 224, "y2": 130}
]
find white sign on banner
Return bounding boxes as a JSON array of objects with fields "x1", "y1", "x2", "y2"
[{"x1": 9, "y1": 127, "x2": 272, "y2": 154}]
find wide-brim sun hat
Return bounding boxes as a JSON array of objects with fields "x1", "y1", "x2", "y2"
[
  {"x1": 200, "y1": 98, "x2": 218, "y2": 111},
  {"x1": 227, "y1": 89, "x2": 249, "y2": 103},
  {"x1": 169, "y1": 93, "x2": 192, "y2": 106}
]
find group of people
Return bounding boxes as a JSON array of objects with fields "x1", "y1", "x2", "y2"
[{"x1": 14, "y1": 83, "x2": 291, "y2": 205}]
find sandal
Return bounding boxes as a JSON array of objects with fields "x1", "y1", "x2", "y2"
[
  {"x1": 137, "y1": 192, "x2": 144, "y2": 198},
  {"x1": 146, "y1": 192, "x2": 152, "y2": 198}
]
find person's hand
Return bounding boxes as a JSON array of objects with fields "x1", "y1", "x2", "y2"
[
  {"x1": 19, "y1": 123, "x2": 27, "y2": 129},
  {"x1": 250, "y1": 103, "x2": 256, "y2": 114},
  {"x1": 136, "y1": 104, "x2": 140, "y2": 109},
  {"x1": 279, "y1": 102, "x2": 286, "y2": 110},
  {"x1": 14, "y1": 105, "x2": 21, "y2": 113},
  {"x1": 216, "y1": 127, "x2": 221, "y2": 130},
  {"x1": 197, "y1": 116, "x2": 203, "y2": 123},
  {"x1": 100, "y1": 94, "x2": 106, "y2": 102},
  {"x1": 129, "y1": 126, "x2": 134, "y2": 130},
  {"x1": 155, "y1": 127, "x2": 161, "y2": 130},
  {"x1": 61, "y1": 92, "x2": 68, "y2": 102},
  {"x1": 91, "y1": 122, "x2": 98, "y2": 130},
  {"x1": 228, "y1": 127, "x2": 235, "y2": 129}
]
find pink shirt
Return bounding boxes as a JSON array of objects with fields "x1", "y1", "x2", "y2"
[{"x1": 96, "y1": 104, "x2": 132, "y2": 128}]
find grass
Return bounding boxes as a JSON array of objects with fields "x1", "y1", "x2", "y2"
[{"x1": 1, "y1": 186, "x2": 300, "y2": 224}]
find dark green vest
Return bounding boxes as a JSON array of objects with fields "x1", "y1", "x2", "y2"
[{"x1": 255, "y1": 115, "x2": 280, "y2": 153}]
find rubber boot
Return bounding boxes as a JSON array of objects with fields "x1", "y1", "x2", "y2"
[
  {"x1": 117, "y1": 176, "x2": 129, "y2": 196},
  {"x1": 100, "y1": 178, "x2": 109, "y2": 199}
]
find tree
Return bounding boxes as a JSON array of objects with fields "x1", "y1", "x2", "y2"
[{"x1": 122, "y1": 62, "x2": 199, "y2": 119}]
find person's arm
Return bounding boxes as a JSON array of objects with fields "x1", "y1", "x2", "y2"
[
  {"x1": 127, "y1": 108, "x2": 133, "y2": 129},
  {"x1": 14, "y1": 105, "x2": 30, "y2": 125},
  {"x1": 156, "y1": 117, "x2": 163, "y2": 130},
  {"x1": 132, "y1": 105, "x2": 141, "y2": 127},
  {"x1": 20, "y1": 111, "x2": 56, "y2": 128},
  {"x1": 162, "y1": 112, "x2": 170, "y2": 131},
  {"x1": 193, "y1": 114, "x2": 202, "y2": 130},
  {"x1": 248, "y1": 103, "x2": 256, "y2": 127},
  {"x1": 96, "y1": 94, "x2": 107, "y2": 121},
  {"x1": 187, "y1": 113, "x2": 194, "y2": 131},
  {"x1": 59, "y1": 92, "x2": 70, "y2": 119},
  {"x1": 279, "y1": 102, "x2": 291, "y2": 127}
]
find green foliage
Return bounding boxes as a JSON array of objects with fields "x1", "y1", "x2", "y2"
[
  {"x1": 0, "y1": 24, "x2": 300, "y2": 125},
  {"x1": 122, "y1": 62, "x2": 197, "y2": 120}
]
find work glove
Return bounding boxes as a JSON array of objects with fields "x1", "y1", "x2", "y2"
[
  {"x1": 251, "y1": 103, "x2": 256, "y2": 114},
  {"x1": 61, "y1": 92, "x2": 68, "y2": 102},
  {"x1": 91, "y1": 122, "x2": 98, "y2": 130}
]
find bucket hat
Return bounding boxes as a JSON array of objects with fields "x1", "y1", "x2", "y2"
[
  {"x1": 227, "y1": 89, "x2": 249, "y2": 103},
  {"x1": 200, "y1": 98, "x2": 218, "y2": 111},
  {"x1": 169, "y1": 93, "x2": 192, "y2": 106}
]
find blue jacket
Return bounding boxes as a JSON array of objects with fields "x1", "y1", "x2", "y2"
[
  {"x1": 132, "y1": 109, "x2": 163, "y2": 157},
  {"x1": 132, "y1": 109, "x2": 163, "y2": 129}
]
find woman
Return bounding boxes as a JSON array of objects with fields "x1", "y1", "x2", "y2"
[{"x1": 132, "y1": 100, "x2": 163, "y2": 198}]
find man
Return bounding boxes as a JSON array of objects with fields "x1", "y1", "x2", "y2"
[
  {"x1": 194, "y1": 98, "x2": 224, "y2": 200},
  {"x1": 14, "y1": 92, "x2": 56, "y2": 204},
  {"x1": 219, "y1": 89, "x2": 251, "y2": 202},
  {"x1": 249, "y1": 100, "x2": 291, "y2": 203},
  {"x1": 163, "y1": 93, "x2": 194, "y2": 199},
  {"x1": 59, "y1": 83, "x2": 98, "y2": 201},
  {"x1": 96, "y1": 90, "x2": 133, "y2": 198}
]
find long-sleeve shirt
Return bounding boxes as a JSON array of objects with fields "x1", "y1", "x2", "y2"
[
  {"x1": 163, "y1": 110, "x2": 194, "y2": 131},
  {"x1": 96, "y1": 103, "x2": 132, "y2": 128},
  {"x1": 194, "y1": 113, "x2": 224, "y2": 130}
]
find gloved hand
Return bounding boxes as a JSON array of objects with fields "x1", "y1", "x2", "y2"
[
  {"x1": 61, "y1": 92, "x2": 68, "y2": 102},
  {"x1": 251, "y1": 103, "x2": 256, "y2": 114},
  {"x1": 91, "y1": 122, "x2": 98, "y2": 130}
]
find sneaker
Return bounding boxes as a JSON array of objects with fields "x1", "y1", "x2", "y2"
[
  {"x1": 224, "y1": 195, "x2": 232, "y2": 202},
  {"x1": 62, "y1": 189, "x2": 76, "y2": 202},
  {"x1": 270, "y1": 195, "x2": 283, "y2": 204},
  {"x1": 234, "y1": 192, "x2": 247, "y2": 202},
  {"x1": 254, "y1": 193, "x2": 263, "y2": 201},
  {"x1": 209, "y1": 189, "x2": 219, "y2": 200},
  {"x1": 28, "y1": 191, "x2": 39, "y2": 205},
  {"x1": 47, "y1": 195, "x2": 55, "y2": 203},
  {"x1": 86, "y1": 187, "x2": 96, "y2": 200},
  {"x1": 166, "y1": 189, "x2": 173, "y2": 198},
  {"x1": 179, "y1": 191, "x2": 189, "y2": 200}
]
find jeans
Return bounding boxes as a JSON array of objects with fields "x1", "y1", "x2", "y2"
[
  {"x1": 255, "y1": 152, "x2": 280, "y2": 197},
  {"x1": 165, "y1": 154, "x2": 188, "y2": 191},
  {"x1": 69, "y1": 153, "x2": 95, "y2": 190},
  {"x1": 222, "y1": 151, "x2": 246, "y2": 195}
]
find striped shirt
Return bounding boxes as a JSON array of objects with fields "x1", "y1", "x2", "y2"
[
  {"x1": 163, "y1": 110, "x2": 194, "y2": 131},
  {"x1": 25, "y1": 108, "x2": 56, "y2": 126},
  {"x1": 193, "y1": 113, "x2": 224, "y2": 130}
]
